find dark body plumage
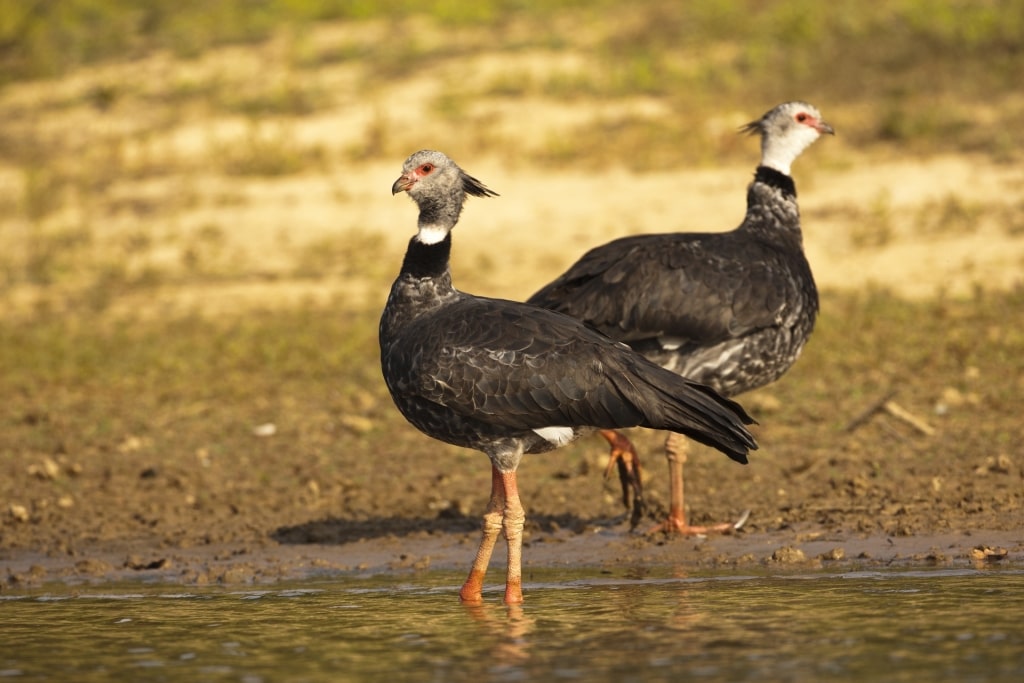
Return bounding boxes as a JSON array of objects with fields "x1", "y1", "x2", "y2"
[
  {"x1": 527, "y1": 102, "x2": 833, "y2": 533},
  {"x1": 529, "y1": 166, "x2": 817, "y2": 398},
  {"x1": 380, "y1": 235, "x2": 757, "y2": 469},
  {"x1": 380, "y1": 149, "x2": 757, "y2": 603}
]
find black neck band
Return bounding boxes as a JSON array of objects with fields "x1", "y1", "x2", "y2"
[
  {"x1": 754, "y1": 166, "x2": 796, "y2": 198},
  {"x1": 400, "y1": 233, "x2": 451, "y2": 279}
]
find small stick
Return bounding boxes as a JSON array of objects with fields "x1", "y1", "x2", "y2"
[
  {"x1": 845, "y1": 390, "x2": 935, "y2": 437},
  {"x1": 845, "y1": 390, "x2": 898, "y2": 432},
  {"x1": 883, "y1": 400, "x2": 935, "y2": 436}
]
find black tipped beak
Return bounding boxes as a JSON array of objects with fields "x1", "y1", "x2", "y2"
[
  {"x1": 392, "y1": 174, "x2": 413, "y2": 195},
  {"x1": 817, "y1": 120, "x2": 835, "y2": 136}
]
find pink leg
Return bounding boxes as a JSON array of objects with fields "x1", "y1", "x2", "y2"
[
  {"x1": 499, "y1": 469, "x2": 526, "y2": 605},
  {"x1": 460, "y1": 465, "x2": 505, "y2": 604},
  {"x1": 649, "y1": 432, "x2": 748, "y2": 536}
]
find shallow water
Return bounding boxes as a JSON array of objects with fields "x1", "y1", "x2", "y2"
[{"x1": 2, "y1": 567, "x2": 1022, "y2": 682}]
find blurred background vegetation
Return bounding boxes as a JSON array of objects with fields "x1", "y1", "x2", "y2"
[
  {"x1": 0, "y1": 0, "x2": 1020, "y2": 351},
  {"x1": 2, "y1": 0, "x2": 1021, "y2": 151},
  {"x1": 1, "y1": 0, "x2": 1021, "y2": 314}
]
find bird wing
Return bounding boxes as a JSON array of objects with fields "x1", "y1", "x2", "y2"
[
  {"x1": 528, "y1": 232, "x2": 803, "y2": 347},
  {"x1": 388, "y1": 296, "x2": 648, "y2": 431}
]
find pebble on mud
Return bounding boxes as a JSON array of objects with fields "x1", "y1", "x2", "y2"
[
  {"x1": 5, "y1": 564, "x2": 46, "y2": 588},
  {"x1": 969, "y1": 545, "x2": 1008, "y2": 563},
  {"x1": 27, "y1": 457, "x2": 60, "y2": 480},
  {"x1": 769, "y1": 546, "x2": 807, "y2": 564},
  {"x1": 339, "y1": 414, "x2": 375, "y2": 435},
  {"x1": 818, "y1": 547, "x2": 846, "y2": 561},
  {"x1": 8, "y1": 503, "x2": 29, "y2": 522},
  {"x1": 218, "y1": 566, "x2": 256, "y2": 583},
  {"x1": 118, "y1": 435, "x2": 147, "y2": 453},
  {"x1": 934, "y1": 386, "x2": 981, "y2": 416},
  {"x1": 915, "y1": 548, "x2": 948, "y2": 564},
  {"x1": 75, "y1": 558, "x2": 114, "y2": 575},
  {"x1": 973, "y1": 454, "x2": 1012, "y2": 476},
  {"x1": 252, "y1": 423, "x2": 277, "y2": 437}
]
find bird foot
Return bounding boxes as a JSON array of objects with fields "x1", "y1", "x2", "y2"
[
  {"x1": 600, "y1": 431, "x2": 645, "y2": 528},
  {"x1": 648, "y1": 509, "x2": 750, "y2": 536},
  {"x1": 504, "y1": 580, "x2": 524, "y2": 605},
  {"x1": 459, "y1": 568, "x2": 488, "y2": 605}
]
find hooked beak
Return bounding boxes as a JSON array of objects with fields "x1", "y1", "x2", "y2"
[{"x1": 392, "y1": 173, "x2": 415, "y2": 195}]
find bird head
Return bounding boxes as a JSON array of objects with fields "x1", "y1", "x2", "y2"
[
  {"x1": 392, "y1": 150, "x2": 498, "y2": 244},
  {"x1": 741, "y1": 102, "x2": 834, "y2": 176}
]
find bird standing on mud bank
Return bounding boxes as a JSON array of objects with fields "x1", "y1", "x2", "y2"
[{"x1": 529, "y1": 101, "x2": 833, "y2": 535}]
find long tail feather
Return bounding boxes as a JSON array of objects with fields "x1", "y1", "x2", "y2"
[{"x1": 615, "y1": 363, "x2": 758, "y2": 464}]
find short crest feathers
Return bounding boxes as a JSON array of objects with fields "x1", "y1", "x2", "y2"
[
  {"x1": 462, "y1": 172, "x2": 499, "y2": 199},
  {"x1": 739, "y1": 119, "x2": 763, "y2": 137},
  {"x1": 738, "y1": 101, "x2": 829, "y2": 138}
]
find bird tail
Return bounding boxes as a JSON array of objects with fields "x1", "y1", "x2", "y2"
[{"x1": 617, "y1": 363, "x2": 758, "y2": 464}]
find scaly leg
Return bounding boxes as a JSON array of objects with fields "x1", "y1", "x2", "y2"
[
  {"x1": 499, "y1": 469, "x2": 526, "y2": 605},
  {"x1": 598, "y1": 429, "x2": 644, "y2": 527},
  {"x1": 460, "y1": 465, "x2": 506, "y2": 604},
  {"x1": 649, "y1": 432, "x2": 749, "y2": 536}
]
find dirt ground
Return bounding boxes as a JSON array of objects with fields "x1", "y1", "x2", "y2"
[
  {"x1": 1, "y1": 44, "x2": 1023, "y2": 589},
  {"x1": 3, "y1": 158, "x2": 1023, "y2": 591}
]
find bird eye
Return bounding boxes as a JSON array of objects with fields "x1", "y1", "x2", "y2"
[
  {"x1": 795, "y1": 112, "x2": 809, "y2": 123},
  {"x1": 420, "y1": 163, "x2": 434, "y2": 174}
]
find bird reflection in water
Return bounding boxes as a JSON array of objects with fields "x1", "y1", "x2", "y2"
[
  {"x1": 615, "y1": 566, "x2": 712, "y2": 638},
  {"x1": 462, "y1": 602, "x2": 535, "y2": 667}
]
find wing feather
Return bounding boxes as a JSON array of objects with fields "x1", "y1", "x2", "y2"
[
  {"x1": 387, "y1": 296, "x2": 649, "y2": 431},
  {"x1": 528, "y1": 232, "x2": 800, "y2": 347}
]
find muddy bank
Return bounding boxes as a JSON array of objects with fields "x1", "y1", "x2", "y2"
[{"x1": 4, "y1": 519, "x2": 1021, "y2": 591}]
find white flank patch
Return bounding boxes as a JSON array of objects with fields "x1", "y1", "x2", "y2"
[
  {"x1": 658, "y1": 335, "x2": 688, "y2": 351},
  {"x1": 533, "y1": 426, "x2": 575, "y2": 447}
]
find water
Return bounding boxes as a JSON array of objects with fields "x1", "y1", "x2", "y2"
[{"x1": 2, "y1": 567, "x2": 1022, "y2": 682}]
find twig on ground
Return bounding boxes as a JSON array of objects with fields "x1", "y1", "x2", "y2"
[{"x1": 845, "y1": 390, "x2": 935, "y2": 436}]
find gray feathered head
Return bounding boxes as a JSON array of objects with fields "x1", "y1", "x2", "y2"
[
  {"x1": 392, "y1": 150, "x2": 498, "y2": 243},
  {"x1": 740, "y1": 102, "x2": 833, "y2": 175}
]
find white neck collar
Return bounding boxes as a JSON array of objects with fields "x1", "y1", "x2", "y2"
[{"x1": 415, "y1": 224, "x2": 449, "y2": 245}]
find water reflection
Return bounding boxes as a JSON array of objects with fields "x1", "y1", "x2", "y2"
[
  {"x1": 463, "y1": 602, "x2": 534, "y2": 670},
  {"x1": 1, "y1": 568, "x2": 1022, "y2": 682}
]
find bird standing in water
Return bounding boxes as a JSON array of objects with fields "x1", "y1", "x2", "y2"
[{"x1": 380, "y1": 150, "x2": 758, "y2": 603}]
